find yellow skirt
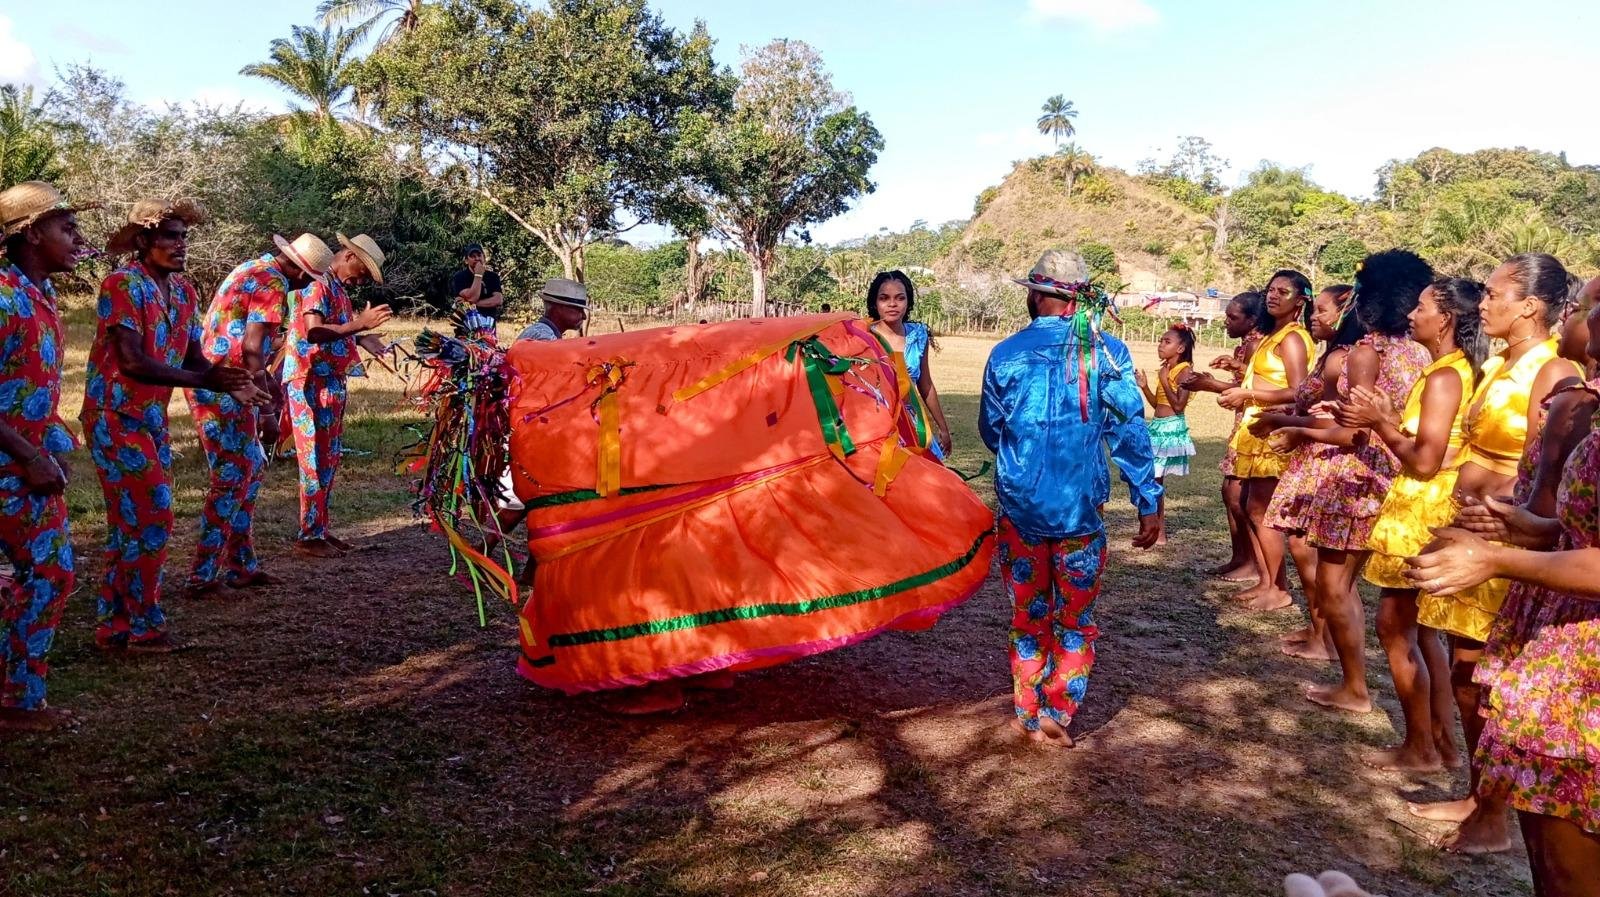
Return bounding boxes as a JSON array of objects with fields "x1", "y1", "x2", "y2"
[
  {"x1": 1418, "y1": 578, "x2": 1509, "y2": 643},
  {"x1": 1363, "y1": 467, "x2": 1462, "y2": 589},
  {"x1": 1228, "y1": 411, "x2": 1289, "y2": 479}
]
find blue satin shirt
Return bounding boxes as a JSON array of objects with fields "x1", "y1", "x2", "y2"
[{"x1": 979, "y1": 317, "x2": 1162, "y2": 540}]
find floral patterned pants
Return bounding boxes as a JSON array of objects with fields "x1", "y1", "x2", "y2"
[
  {"x1": 0, "y1": 477, "x2": 75, "y2": 710},
  {"x1": 999, "y1": 518, "x2": 1106, "y2": 731},
  {"x1": 285, "y1": 376, "x2": 347, "y2": 541},
  {"x1": 187, "y1": 389, "x2": 266, "y2": 586},
  {"x1": 84, "y1": 411, "x2": 174, "y2": 646}
]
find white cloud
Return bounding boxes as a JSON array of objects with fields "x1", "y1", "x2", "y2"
[
  {"x1": 1028, "y1": 0, "x2": 1160, "y2": 32},
  {"x1": 0, "y1": 16, "x2": 40, "y2": 84},
  {"x1": 51, "y1": 24, "x2": 129, "y2": 55}
]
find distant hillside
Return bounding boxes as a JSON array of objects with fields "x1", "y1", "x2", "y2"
[{"x1": 936, "y1": 160, "x2": 1239, "y2": 293}]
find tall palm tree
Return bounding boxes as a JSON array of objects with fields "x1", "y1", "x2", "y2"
[
  {"x1": 317, "y1": 0, "x2": 426, "y2": 49},
  {"x1": 1056, "y1": 142, "x2": 1094, "y2": 198},
  {"x1": 1036, "y1": 95, "x2": 1077, "y2": 146},
  {"x1": 240, "y1": 25, "x2": 366, "y2": 126},
  {"x1": 0, "y1": 85, "x2": 62, "y2": 188}
]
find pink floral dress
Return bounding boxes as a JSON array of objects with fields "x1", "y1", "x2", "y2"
[
  {"x1": 1265, "y1": 350, "x2": 1339, "y2": 535},
  {"x1": 1476, "y1": 385, "x2": 1600, "y2": 832}
]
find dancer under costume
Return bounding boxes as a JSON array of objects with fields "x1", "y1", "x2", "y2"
[
  {"x1": 185, "y1": 234, "x2": 330, "y2": 596},
  {"x1": 282, "y1": 233, "x2": 391, "y2": 557},
  {"x1": 981, "y1": 250, "x2": 1162, "y2": 748},
  {"x1": 1343, "y1": 277, "x2": 1483, "y2": 773},
  {"x1": 867, "y1": 271, "x2": 953, "y2": 460},
  {"x1": 1134, "y1": 323, "x2": 1196, "y2": 543},
  {"x1": 83, "y1": 199, "x2": 262, "y2": 652},
  {"x1": 1414, "y1": 252, "x2": 1582, "y2": 855},
  {"x1": 0, "y1": 181, "x2": 91, "y2": 732}
]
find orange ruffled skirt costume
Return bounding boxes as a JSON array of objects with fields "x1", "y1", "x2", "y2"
[{"x1": 504, "y1": 314, "x2": 995, "y2": 693}]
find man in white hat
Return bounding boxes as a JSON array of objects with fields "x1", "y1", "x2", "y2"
[
  {"x1": 281, "y1": 233, "x2": 393, "y2": 557},
  {"x1": 81, "y1": 199, "x2": 267, "y2": 654},
  {"x1": 184, "y1": 233, "x2": 332, "y2": 597},
  {"x1": 980, "y1": 249, "x2": 1161, "y2": 748},
  {"x1": 516, "y1": 277, "x2": 589, "y2": 343},
  {"x1": 0, "y1": 181, "x2": 93, "y2": 731}
]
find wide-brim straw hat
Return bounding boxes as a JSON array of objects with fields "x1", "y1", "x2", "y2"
[
  {"x1": 1012, "y1": 249, "x2": 1092, "y2": 297},
  {"x1": 336, "y1": 232, "x2": 385, "y2": 284},
  {"x1": 0, "y1": 181, "x2": 100, "y2": 238},
  {"x1": 105, "y1": 198, "x2": 209, "y2": 255},
  {"x1": 540, "y1": 277, "x2": 589, "y2": 310},
  {"x1": 272, "y1": 232, "x2": 333, "y2": 284}
]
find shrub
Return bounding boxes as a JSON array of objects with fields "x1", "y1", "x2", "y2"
[{"x1": 1079, "y1": 242, "x2": 1118, "y2": 280}]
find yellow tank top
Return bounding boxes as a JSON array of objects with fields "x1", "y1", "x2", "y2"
[
  {"x1": 1462, "y1": 337, "x2": 1580, "y2": 476},
  {"x1": 1396, "y1": 349, "x2": 1475, "y2": 462},
  {"x1": 1157, "y1": 361, "x2": 1191, "y2": 408},
  {"x1": 1242, "y1": 323, "x2": 1316, "y2": 393}
]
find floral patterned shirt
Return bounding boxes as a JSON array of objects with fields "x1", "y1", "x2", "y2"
[
  {"x1": 81, "y1": 260, "x2": 204, "y2": 429},
  {"x1": 0, "y1": 264, "x2": 76, "y2": 468},
  {"x1": 283, "y1": 276, "x2": 364, "y2": 382},
  {"x1": 201, "y1": 253, "x2": 291, "y2": 366}
]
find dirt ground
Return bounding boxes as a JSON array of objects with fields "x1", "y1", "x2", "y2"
[{"x1": 1, "y1": 316, "x2": 1533, "y2": 896}]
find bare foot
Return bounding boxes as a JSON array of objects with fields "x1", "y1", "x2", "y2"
[
  {"x1": 1281, "y1": 639, "x2": 1338, "y2": 662},
  {"x1": 293, "y1": 538, "x2": 343, "y2": 558},
  {"x1": 178, "y1": 581, "x2": 224, "y2": 601},
  {"x1": 0, "y1": 706, "x2": 73, "y2": 733},
  {"x1": 1233, "y1": 582, "x2": 1269, "y2": 599},
  {"x1": 602, "y1": 683, "x2": 685, "y2": 715},
  {"x1": 1155, "y1": 534, "x2": 1168, "y2": 546},
  {"x1": 1209, "y1": 561, "x2": 1256, "y2": 582},
  {"x1": 1361, "y1": 745, "x2": 1445, "y2": 772},
  {"x1": 1033, "y1": 717, "x2": 1075, "y2": 748},
  {"x1": 1280, "y1": 625, "x2": 1315, "y2": 645},
  {"x1": 1439, "y1": 809, "x2": 1515, "y2": 854},
  {"x1": 125, "y1": 634, "x2": 195, "y2": 656},
  {"x1": 1239, "y1": 589, "x2": 1294, "y2": 611},
  {"x1": 1436, "y1": 739, "x2": 1463, "y2": 770},
  {"x1": 1007, "y1": 718, "x2": 1028, "y2": 740},
  {"x1": 325, "y1": 533, "x2": 358, "y2": 553},
  {"x1": 1407, "y1": 796, "x2": 1475, "y2": 822},
  {"x1": 1305, "y1": 684, "x2": 1373, "y2": 714}
]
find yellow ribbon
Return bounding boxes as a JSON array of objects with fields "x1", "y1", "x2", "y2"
[
  {"x1": 671, "y1": 317, "x2": 845, "y2": 404},
  {"x1": 872, "y1": 440, "x2": 911, "y2": 497},
  {"x1": 591, "y1": 360, "x2": 627, "y2": 497}
]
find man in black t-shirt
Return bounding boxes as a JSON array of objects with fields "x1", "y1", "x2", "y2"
[{"x1": 449, "y1": 243, "x2": 505, "y2": 326}]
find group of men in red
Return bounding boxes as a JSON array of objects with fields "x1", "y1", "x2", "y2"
[{"x1": 0, "y1": 181, "x2": 391, "y2": 732}]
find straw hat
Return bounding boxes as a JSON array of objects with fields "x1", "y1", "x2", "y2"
[
  {"x1": 0, "y1": 181, "x2": 99, "y2": 238},
  {"x1": 1012, "y1": 250, "x2": 1092, "y2": 297},
  {"x1": 271, "y1": 232, "x2": 333, "y2": 283},
  {"x1": 336, "y1": 232, "x2": 385, "y2": 284},
  {"x1": 539, "y1": 277, "x2": 589, "y2": 310},
  {"x1": 105, "y1": 198, "x2": 209, "y2": 255}
]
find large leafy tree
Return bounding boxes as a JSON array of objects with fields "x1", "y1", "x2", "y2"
[
  {"x1": 680, "y1": 39, "x2": 882, "y2": 316},
  {"x1": 1036, "y1": 94, "x2": 1077, "y2": 146},
  {"x1": 365, "y1": 0, "x2": 730, "y2": 282},
  {"x1": 0, "y1": 84, "x2": 62, "y2": 188},
  {"x1": 240, "y1": 24, "x2": 367, "y2": 128}
]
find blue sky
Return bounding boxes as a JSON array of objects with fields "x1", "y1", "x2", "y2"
[{"x1": 4, "y1": 0, "x2": 1597, "y2": 243}]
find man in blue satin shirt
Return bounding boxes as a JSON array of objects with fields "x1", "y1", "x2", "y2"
[{"x1": 980, "y1": 250, "x2": 1163, "y2": 748}]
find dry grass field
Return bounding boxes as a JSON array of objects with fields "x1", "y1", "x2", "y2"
[{"x1": 0, "y1": 306, "x2": 1531, "y2": 896}]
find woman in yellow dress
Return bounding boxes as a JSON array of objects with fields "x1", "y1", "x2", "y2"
[
  {"x1": 1339, "y1": 277, "x2": 1484, "y2": 772},
  {"x1": 1218, "y1": 271, "x2": 1315, "y2": 609},
  {"x1": 1411, "y1": 253, "x2": 1582, "y2": 853}
]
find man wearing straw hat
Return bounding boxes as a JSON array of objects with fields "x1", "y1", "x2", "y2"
[
  {"x1": 282, "y1": 233, "x2": 393, "y2": 557},
  {"x1": 980, "y1": 250, "x2": 1162, "y2": 748},
  {"x1": 184, "y1": 233, "x2": 331, "y2": 598},
  {"x1": 0, "y1": 181, "x2": 94, "y2": 731},
  {"x1": 81, "y1": 199, "x2": 268, "y2": 654}
]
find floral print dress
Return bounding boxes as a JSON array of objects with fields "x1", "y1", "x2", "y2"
[{"x1": 1476, "y1": 384, "x2": 1600, "y2": 832}]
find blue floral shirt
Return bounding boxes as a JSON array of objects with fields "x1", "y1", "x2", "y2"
[
  {"x1": 979, "y1": 317, "x2": 1160, "y2": 539},
  {"x1": 0, "y1": 264, "x2": 76, "y2": 468}
]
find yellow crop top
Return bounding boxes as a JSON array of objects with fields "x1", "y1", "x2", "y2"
[
  {"x1": 1396, "y1": 349, "x2": 1475, "y2": 457},
  {"x1": 1156, "y1": 361, "x2": 1191, "y2": 408},
  {"x1": 1243, "y1": 323, "x2": 1315, "y2": 394},
  {"x1": 1462, "y1": 337, "x2": 1581, "y2": 477}
]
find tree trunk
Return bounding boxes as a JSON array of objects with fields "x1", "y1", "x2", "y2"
[
  {"x1": 684, "y1": 234, "x2": 705, "y2": 310},
  {"x1": 1066, "y1": 171, "x2": 1076, "y2": 198},
  {"x1": 749, "y1": 246, "x2": 773, "y2": 317},
  {"x1": 554, "y1": 243, "x2": 585, "y2": 283}
]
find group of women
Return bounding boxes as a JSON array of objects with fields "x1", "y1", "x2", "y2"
[{"x1": 1185, "y1": 251, "x2": 1598, "y2": 895}]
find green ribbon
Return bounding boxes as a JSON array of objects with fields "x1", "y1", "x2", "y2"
[
  {"x1": 547, "y1": 529, "x2": 992, "y2": 648},
  {"x1": 786, "y1": 337, "x2": 857, "y2": 458}
]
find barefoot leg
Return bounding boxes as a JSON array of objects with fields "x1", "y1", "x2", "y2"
[
  {"x1": 1306, "y1": 548, "x2": 1372, "y2": 713},
  {"x1": 1366, "y1": 589, "x2": 1443, "y2": 771},
  {"x1": 1436, "y1": 637, "x2": 1512, "y2": 849},
  {"x1": 1210, "y1": 477, "x2": 1257, "y2": 579},
  {"x1": 1520, "y1": 810, "x2": 1600, "y2": 897},
  {"x1": 1418, "y1": 625, "x2": 1460, "y2": 767}
]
